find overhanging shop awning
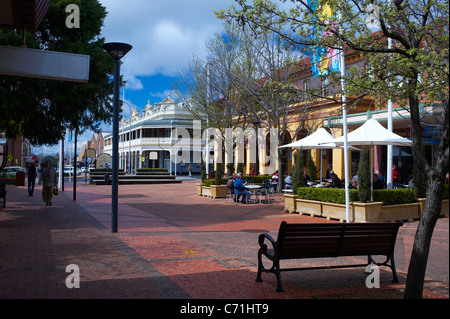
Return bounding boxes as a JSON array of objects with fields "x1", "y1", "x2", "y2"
[{"x1": 0, "y1": 45, "x2": 90, "y2": 82}]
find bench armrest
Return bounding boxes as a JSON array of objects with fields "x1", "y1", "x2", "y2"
[{"x1": 258, "y1": 233, "x2": 277, "y2": 251}]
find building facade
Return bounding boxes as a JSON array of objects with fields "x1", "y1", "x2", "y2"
[{"x1": 103, "y1": 95, "x2": 202, "y2": 175}]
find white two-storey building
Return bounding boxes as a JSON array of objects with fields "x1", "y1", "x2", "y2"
[{"x1": 103, "y1": 95, "x2": 202, "y2": 175}]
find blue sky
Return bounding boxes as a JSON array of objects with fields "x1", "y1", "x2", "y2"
[{"x1": 99, "y1": 0, "x2": 236, "y2": 116}]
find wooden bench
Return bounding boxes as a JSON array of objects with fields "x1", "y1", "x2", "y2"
[
  {"x1": 0, "y1": 184, "x2": 6, "y2": 208},
  {"x1": 256, "y1": 221, "x2": 402, "y2": 292}
]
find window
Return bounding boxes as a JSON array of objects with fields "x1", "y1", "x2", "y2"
[
  {"x1": 321, "y1": 78, "x2": 329, "y2": 97},
  {"x1": 303, "y1": 79, "x2": 310, "y2": 91}
]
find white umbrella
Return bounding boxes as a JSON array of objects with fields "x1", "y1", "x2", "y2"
[
  {"x1": 279, "y1": 128, "x2": 357, "y2": 182},
  {"x1": 332, "y1": 119, "x2": 412, "y2": 147},
  {"x1": 279, "y1": 128, "x2": 338, "y2": 150},
  {"x1": 331, "y1": 119, "x2": 412, "y2": 197}
]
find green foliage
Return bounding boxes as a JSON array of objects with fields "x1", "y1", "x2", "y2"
[
  {"x1": 200, "y1": 158, "x2": 206, "y2": 182},
  {"x1": 203, "y1": 175, "x2": 271, "y2": 186},
  {"x1": 202, "y1": 179, "x2": 223, "y2": 187},
  {"x1": 236, "y1": 163, "x2": 244, "y2": 174},
  {"x1": 297, "y1": 187, "x2": 417, "y2": 205},
  {"x1": 372, "y1": 189, "x2": 417, "y2": 206},
  {"x1": 358, "y1": 147, "x2": 371, "y2": 203},
  {"x1": 413, "y1": 146, "x2": 427, "y2": 198},
  {"x1": 443, "y1": 184, "x2": 449, "y2": 200},
  {"x1": 215, "y1": 163, "x2": 223, "y2": 186},
  {"x1": 0, "y1": 0, "x2": 114, "y2": 145},
  {"x1": 297, "y1": 187, "x2": 359, "y2": 205},
  {"x1": 307, "y1": 151, "x2": 317, "y2": 181},
  {"x1": 292, "y1": 151, "x2": 304, "y2": 192},
  {"x1": 226, "y1": 163, "x2": 234, "y2": 176}
]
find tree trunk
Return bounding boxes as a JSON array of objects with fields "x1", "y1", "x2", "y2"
[{"x1": 404, "y1": 175, "x2": 444, "y2": 298}]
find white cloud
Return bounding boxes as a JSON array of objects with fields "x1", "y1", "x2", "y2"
[{"x1": 98, "y1": 0, "x2": 235, "y2": 90}]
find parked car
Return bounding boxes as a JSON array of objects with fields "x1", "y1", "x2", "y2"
[{"x1": 3, "y1": 166, "x2": 26, "y2": 177}]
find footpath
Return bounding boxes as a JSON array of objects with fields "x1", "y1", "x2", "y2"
[{"x1": 0, "y1": 180, "x2": 448, "y2": 302}]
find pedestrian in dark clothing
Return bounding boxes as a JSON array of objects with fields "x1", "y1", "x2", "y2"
[{"x1": 27, "y1": 163, "x2": 37, "y2": 196}]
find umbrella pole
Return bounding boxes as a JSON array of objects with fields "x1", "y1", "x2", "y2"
[
  {"x1": 320, "y1": 149, "x2": 323, "y2": 183},
  {"x1": 371, "y1": 146, "x2": 373, "y2": 201}
]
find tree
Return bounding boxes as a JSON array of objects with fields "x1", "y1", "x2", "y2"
[
  {"x1": 292, "y1": 150, "x2": 304, "y2": 191},
  {"x1": 172, "y1": 24, "x2": 250, "y2": 172},
  {"x1": 307, "y1": 151, "x2": 317, "y2": 181},
  {"x1": 220, "y1": 0, "x2": 449, "y2": 298},
  {"x1": 0, "y1": 0, "x2": 114, "y2": 145},
  {"x1": 358, "y1": 147, "x2": 371, "y2": 203}
]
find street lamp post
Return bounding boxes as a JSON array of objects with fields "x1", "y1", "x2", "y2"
[
  {"x1": 254, "y1": 121, "x2": 260, "y2": 175},
  {"x1": 102, "y1": 42, "x2": 132, "y2": 233}
]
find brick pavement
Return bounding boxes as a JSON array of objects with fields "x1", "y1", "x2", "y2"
[{"x1": 0, "y1": 180, "x2": 448, "y2": 300}]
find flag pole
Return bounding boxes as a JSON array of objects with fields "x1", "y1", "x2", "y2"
[{"x1": 339, "y1": 14, "x2": 350, "y2": 223}]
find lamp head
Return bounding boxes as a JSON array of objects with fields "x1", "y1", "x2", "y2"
[{"x1": 102, "y1": 42, "x2": 132, "y2": 60}]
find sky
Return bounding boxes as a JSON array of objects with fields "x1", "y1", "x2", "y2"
[
  {"x1": 35, "y1": 0, "x2": 236, "y2": 156},
  {"x1": 100, "y1": 0, "x2": 236, "y2": 108}
]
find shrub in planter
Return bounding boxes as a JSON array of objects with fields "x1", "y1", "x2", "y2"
[
  {"x1": 200, "y1": 158, "x2": 206, "y2": 182},
  {"x1": 358, "y1": 147, "x2": 371, "y2": 203},
  {"x1": 226, "y1": 163, "x2": 234, "y2": 176},
  {"x1": 307, "y1": 152, "x2": 317, "y2": 181},
  {"x1": 292, "y1": 151, "x2": 304, "y2": 191},
  {"x1": 372, "y1": 189, "x2": 416, "y2": 205},
  {"x1": 297, "y1": 187, "x2": 359, "y2": 204},
  {"x1": 215, "y1": 163, "x2": 223, "y2": 186},
  {"x1": 443, "y1": 184, "x2": 449, "y2": 200}
]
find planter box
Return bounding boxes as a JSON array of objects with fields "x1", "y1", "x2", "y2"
[
  {"x1": 352, "y1": 202, "x2": 383, "y2": 222},
  {"x1": 380, "y1": 202, "x2": 420, "y2": 222},
  {"x1": 210, "y1": 185, "x2": 227, "y2": 198},
  {"x1": 284, "y1": 194, "x2": 297, "y2": 213},
  {"x1": 202, "y1": 186, "x2": 211, "y2": 197},
  {"x1": 196, "y1": 183, "x2": 203, "y2": 196},
  {"x1": 198, "y1": 185, "x2": 227, "y2": 198},
  {"x1": 321, "y1": 202, "x2": 347, "y2": 222},
  {"x1": 418, "y1": 198, "x2": 449, "y2": 218},
  {"x1": 295, "y1": 199, "x2": 323, "y2": 217},
  {"x1": 441, "y1": 199, "x2": 449, "y2": 217},
  {"x1": 286, "y1": 197, "x2": 437, "y2": 222}
]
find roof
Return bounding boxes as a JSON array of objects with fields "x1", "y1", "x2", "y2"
[{"x1": 0, "y1": 0, "x2": 50, "y2": 32}]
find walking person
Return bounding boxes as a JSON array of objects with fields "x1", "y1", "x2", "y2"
[
  {"x1": 188, "y1": 164, "x2": 192, "y2": 177},
  {"x1": 26, "y1": 163, "x2": 37, "y2": 196},
  {"x1": 39, "y1": 160, "x2": 58, "y2": 206}
]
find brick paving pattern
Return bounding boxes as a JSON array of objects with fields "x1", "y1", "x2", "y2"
[{"x1": 0, "y1": 179, "x2": 448, "y2": 300}]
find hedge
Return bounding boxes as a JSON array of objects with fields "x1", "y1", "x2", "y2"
[
  {"x1": 296, "y1": 187, "x2": 417, "y2": 205},
  {"x1": 372, "y1": 189, "x2": 417, "y2": 205},
  {"x1": 297, "y1": 187, "x2": 359, "y2": 205},
  {"x1": 202, "y1": 175, "x2": 271, "y2": 187}
]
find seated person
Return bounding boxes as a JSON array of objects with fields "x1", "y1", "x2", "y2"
[
  {"x1": 303, "y1": 170, "x2": 311, "y2": 186},
  {"x1": 284, "y1": 173, "x2": 292, "y2": 189},
  {"x1": 234, "y1": 173, "x2": 252, "y2": 203},
  {"x1": 372, "y1": 174, "x2": 384, "y2": 189},
  {"x1": 104, "y1": 169, "x2": 112, "y2": 185},
  {"x1": 328, "y1": 172, "x2": 341, "y2": 188},
  {"x1": 227, "y1": 174, "x2": 236, "y2": 194},
  {"x1": 348, "y1": 178, "x2": 358, "y2": 189}
]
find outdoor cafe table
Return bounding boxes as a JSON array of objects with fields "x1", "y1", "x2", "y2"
[{"x1": 245, "y1": 184, "x2": 262, "y2": 203}]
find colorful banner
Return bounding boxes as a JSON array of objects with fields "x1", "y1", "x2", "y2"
[{"x1": 308, "y1": 0, "x2": 340, "y2": 77}]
